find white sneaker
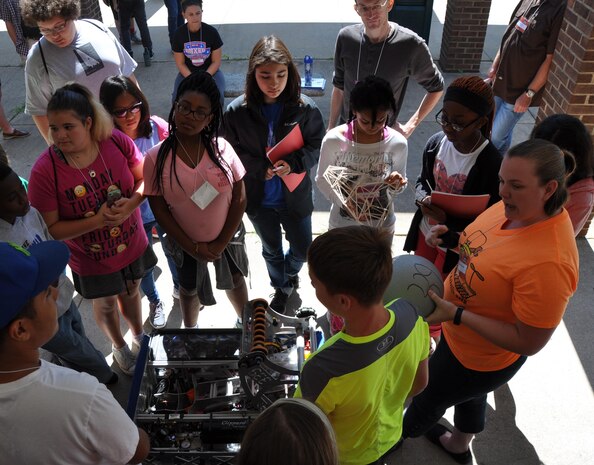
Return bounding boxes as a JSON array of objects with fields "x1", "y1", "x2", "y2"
[
  {"x1": 149, "y1": 301, "x2": 166, "y2": 329},
  {"x1": 112, "y1": 344, "x2": 137, "y2": 375}
]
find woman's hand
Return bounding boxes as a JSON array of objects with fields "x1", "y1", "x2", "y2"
[
  {"x1": 103, "y1": 197, "x2": 135, "y2": 227},
  {"x1": 385, "y1": 171, "x2": 407, "y2": 190},
  {"x1": 424, "y1": 290, "x2": 458, "y2": 325},
  {"x1": 264, "y1": 167, "x2": 275, "y2": 180},
  {"x1": 425, "y1": 224, "x2": 449, "y2": 248}
]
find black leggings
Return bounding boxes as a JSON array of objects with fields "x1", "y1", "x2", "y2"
[{"x1": 403, "y1": 335, "x2": 526, "y2": 436}]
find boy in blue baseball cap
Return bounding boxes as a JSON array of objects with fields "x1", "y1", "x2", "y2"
[
  {"x1": 0, "y1": 162, "x2": 116, "y2": 383},
  {"x1": 0, "y1": 240, "x2": 150, "y2": 464}
]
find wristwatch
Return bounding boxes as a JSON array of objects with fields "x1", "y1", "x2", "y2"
[
  {"x1": 453, "y1": 307, "x2": 464, "y2": 326},
  {"x1": 525, "y1": 89, "x2": 536, "y2": 99}
]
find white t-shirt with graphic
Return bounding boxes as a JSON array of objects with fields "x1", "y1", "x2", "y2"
[
  {"x1": 316, "y1": 125, "x2": 408, "y2": 231},
  {"x1": 25, "y1": 19, "x2": 137, "y2": 116}
]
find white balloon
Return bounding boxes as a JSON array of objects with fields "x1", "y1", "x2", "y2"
[{"x1": 383, "y1": 254, "x2": 444, "y2": 318}]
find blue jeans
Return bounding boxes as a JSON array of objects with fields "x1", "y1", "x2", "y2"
[
  {"x1": 248, "y1": 207, "x2": 312, "y2": 291},
  {"x1": 172, "y1": 70, "x2": 226, "y2": 107},
  {"x1": 492, "y1": 96, "x2": 525, "y2": 155},
  {"x1": 119, "y1": 0, "x2": 153, "y2": 54},
  {"x1": 163, "y1": 0, "x2": 184, "y2": 47},
  {"x1": 42, "y1": 301, "x2": 113, "y2": 383},
  {"x1": 141, "y1": 221, "x2": 180, "y2": 303}
]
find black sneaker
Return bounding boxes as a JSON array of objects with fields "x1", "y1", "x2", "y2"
[
  {"x1": 269, "y1": 289, "x2": 289, "y2": 314},
  {"x1": 288, "y1": 275, "x2": 300, "y2": 289}
]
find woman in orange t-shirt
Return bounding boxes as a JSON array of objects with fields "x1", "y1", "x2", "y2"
[{"x1": 402, "y1": 139, "x2": 579, "y2": 464}]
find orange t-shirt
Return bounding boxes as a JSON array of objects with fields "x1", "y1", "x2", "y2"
[{"x1": 442, "y1": 201, "x2": 578, "y2": 371}]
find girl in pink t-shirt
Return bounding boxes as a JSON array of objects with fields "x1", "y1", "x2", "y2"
[
  {"x1": 28, "y1": 83, "x2": 155, "y2": 376},
  {"x1": 143, "y1": 71, "x2": 248, "y2": 328}
]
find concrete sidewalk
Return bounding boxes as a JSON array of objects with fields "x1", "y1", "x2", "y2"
[{"x1": 1, "y1": 1, "x2": 592, "y2": 464}]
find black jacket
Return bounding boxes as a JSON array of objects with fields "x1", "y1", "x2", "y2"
[
  {"x1": 223, "y1": 95, "x2": 325, "y2": 218},
  {"x1": 404, "y1": 132, "x2": 502, "y2": 271}
]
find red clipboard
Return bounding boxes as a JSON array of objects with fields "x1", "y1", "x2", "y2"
[{"x1": 266, "y1": 125, "x2": 306, "y2": 192}]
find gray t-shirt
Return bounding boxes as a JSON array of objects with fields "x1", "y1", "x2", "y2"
[
  {"x1": 25, "y1": 19, "x2": 137, "y2": 116},
  {"x1": 332, "y1": 22, "x2": 444, "y2": 122}
]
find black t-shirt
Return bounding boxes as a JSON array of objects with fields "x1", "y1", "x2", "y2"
[{"x1": 172, "y1": 22, "x2": 223, "y2": 73}]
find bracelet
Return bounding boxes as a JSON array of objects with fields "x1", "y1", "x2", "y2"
[{"x1": 453, "y1": 307, "x2": 464, "y2": 326}]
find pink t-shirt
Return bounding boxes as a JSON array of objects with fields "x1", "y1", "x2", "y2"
[
  {"x1": 143, "y1": 137, "x2": 246, "y2": 242},
  {"x1": 29, "y1": 130, "x2": 148, "y2": 276}
]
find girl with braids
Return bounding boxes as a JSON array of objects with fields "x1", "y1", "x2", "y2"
[
  {"x1": 143, "y1": 71, "x2": 248, "y2": 328},
  {"x1": 28, "y1": 83, "x2": 155, "y2": 376},
  {"x1": 100, "y1": 74, "x2": 179, "y2": 330},
  {"x1": 223, "y1": 35, "x2": 325, "y2": 315},
  {"x1": 316, "y1": 75, "x2": 408, "y2": 234},
  {"x1": 404, "y1": 76, "x2": 501, "y2": 345}
]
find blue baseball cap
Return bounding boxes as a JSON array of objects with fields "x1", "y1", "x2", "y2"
[{"x1": 0, "y1": 241, "x2": 70, "y2": 329}]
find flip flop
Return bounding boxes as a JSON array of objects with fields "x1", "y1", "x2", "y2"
[{"x1": 424, "y1": 423, "x2": 473, "y2": 464}]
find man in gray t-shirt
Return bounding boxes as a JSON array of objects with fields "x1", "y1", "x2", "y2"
[
  {"x1": 328, "y1": 0, "x2": 443, "y2": 138},
  {"x1": 22, "y1": 0, "x2": 137, "y2": 143}
]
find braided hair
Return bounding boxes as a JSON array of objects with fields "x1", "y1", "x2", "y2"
[{"x1": 153, "y1": 71, "x2": 232, "y2": 194}]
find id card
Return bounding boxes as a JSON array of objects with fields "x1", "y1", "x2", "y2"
[
  {"x1": 514, "y1": 16, "x2": 529, "y2": 33},
  {"x1": 190, "y1": 181, "x2": 219, "y2": 209}
]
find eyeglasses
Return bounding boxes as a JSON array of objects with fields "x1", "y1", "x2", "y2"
[
  {"x1": 112, "y1": 102, "x2": 143, "y2": 119},
  {"x1": 39, "y1": 20, "x2": 69, "y2": 37},
  {"x1": 175, "y1": 101, "x2": 211, "y2": 121},
  {"x1": 435, "y1": 109, "x2": 481, "y2": 132},
  {"x1": 355, "y1": 0, "x2": 389, "y2": 15}
]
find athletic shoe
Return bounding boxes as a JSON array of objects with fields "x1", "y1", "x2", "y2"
[
  {"x1": 149, "y1": 300, "x2": 166, "y2": 329},
  {"x1": 3, "y1": 128, "x2": 30, "y2": 139},
  {"x1": 269, "y1": 289, "x2": 289, "y2": 314},
  {"x1": 112, "y1": 344, "x2": 137, "y2": 375}
]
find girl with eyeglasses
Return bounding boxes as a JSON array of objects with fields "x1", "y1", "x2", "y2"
[
  {"x1": 143, "y1": 71, "x2": 248, "y2": 329},
  {"x1": 316, "y1": 75, "x2": 408, "y2": 235},
  {"x1": 28, "y1": 83, "x2": 156, "y2": 376},
  {"x1": 404, "y1": 76, "x2": 501, "y2": 346},
  {"x1": 100, "y1": 75, "x2": 180, "y2": 330},
  {"x1": 223, "y1": 35, "x2": 325, "y2": 315}
]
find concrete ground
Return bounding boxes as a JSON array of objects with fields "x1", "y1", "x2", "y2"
[{"x1": 1, "y1": 1, "x2": 592, "y2": 464}]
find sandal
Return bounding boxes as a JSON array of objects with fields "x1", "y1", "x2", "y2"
[{"x1": 425, "y1": 423, "x2": 472, "y2": 464}]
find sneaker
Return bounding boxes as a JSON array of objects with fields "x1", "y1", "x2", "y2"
[
  {"x1": 3, "y1": 128, "x2": 30, "y2": 139},
  {"x1": 130, "y1": 31, "x2": 142, "y2": 44},
  {"x1": 112, "y1": 344, "x2": 137, "y2": 375},
  {"x1": 269, "y1": 289, "x2": 289, "y2": 315},
  {"x1": 288, "y1": 275, "x2": 300, "y2": 289},
  {"x1": 149, "y1": 300, "x2": 166, "y2": 329},
  {"x1": 143, "y1": 47, "x2": 152, "y2": 67},
  {"x1": 172, "y1": 285, "x2": 180, "y2": 300}
]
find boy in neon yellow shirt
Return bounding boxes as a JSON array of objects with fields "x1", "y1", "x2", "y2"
[{"x1": 295, "y1": 226, "x2": 429, "y2": 465}]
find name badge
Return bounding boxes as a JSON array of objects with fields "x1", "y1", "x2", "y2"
[
  {"x1": 515, "y1": 16, "x2": 529, "y2": 33},
  {"x1": 190, "y1": 181, "x2": 219, "y2": 210}
]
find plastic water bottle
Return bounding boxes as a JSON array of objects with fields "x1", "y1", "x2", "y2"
[{"x1": 304, "y1": 55, "x2": 313, "y2": 86}]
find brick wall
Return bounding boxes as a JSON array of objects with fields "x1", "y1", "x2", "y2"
[
  {"x1": 439, "y1": 0, "x2": 492, "y2": 72},
  {"x1": 537, "y1": 0, "x2": 594, "y2": 236},
  {"x1": 80, "y1": 0, "x2": 103, "y2": 22}
]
